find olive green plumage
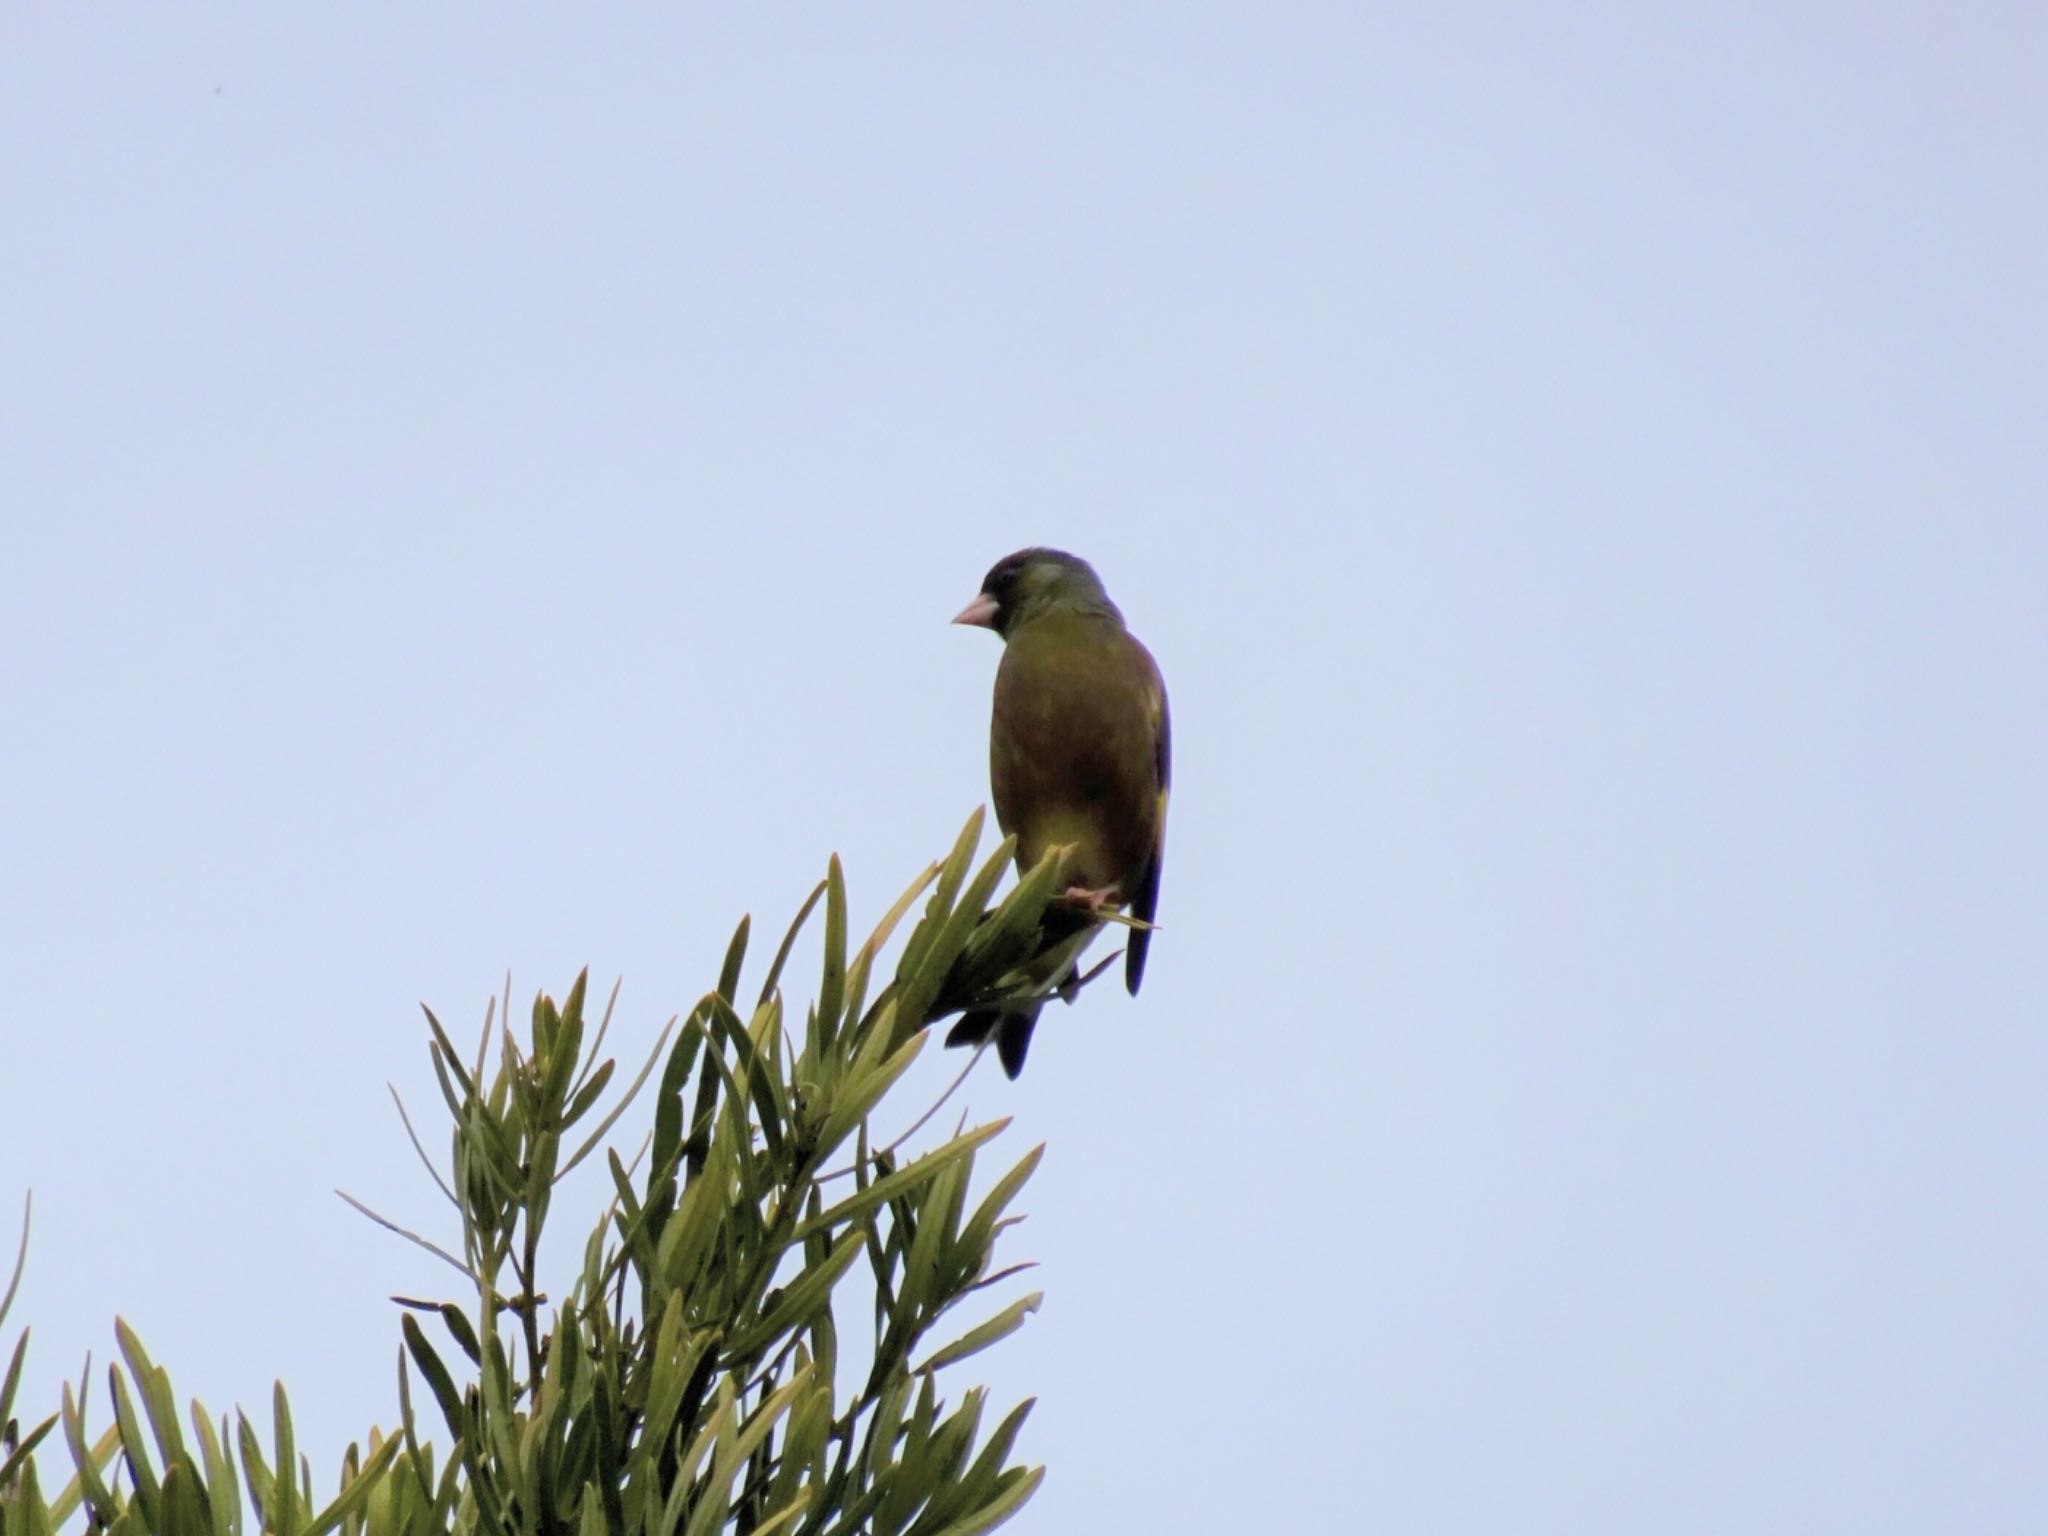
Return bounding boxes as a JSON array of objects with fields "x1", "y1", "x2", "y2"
[{"x1": 947, "y1": 547, "x2": 1171, "y2": 1076}]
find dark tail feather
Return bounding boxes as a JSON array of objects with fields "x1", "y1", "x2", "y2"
[
  {"x1": 945, "y1": 1007, "x2": 1039, "y2": 1080},
  {"x1": 1125, "y1": 853, "x2": 1163, "y2": 995}
]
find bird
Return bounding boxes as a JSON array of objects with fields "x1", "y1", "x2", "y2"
[{"x1": 945, "y1": 547, "x2": 1170, "y2": 1076}]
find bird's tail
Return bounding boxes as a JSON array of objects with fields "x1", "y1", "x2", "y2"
[
  {"x1": 944, "y1": 1005, "x2": 1042, "y2": 1080},
  {"x1": 935, "y1": 895, "x2": 1106, "y2": 1079}
]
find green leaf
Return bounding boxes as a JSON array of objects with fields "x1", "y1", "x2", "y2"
[
  {"x1": 635, "y1": 1296, "x2": 697, "y2": 1468},
  {"x1": 898, "y1": 1159, "x2": 969, "y2": 1323},
  {"x1": 156, "y1": 1461, "x2": 212, "y2": 1536},
  {"x1": 0, "y1": 1410, "x2": 56, "y2": 1495},
  {"x1": 956, "y1": 842, "x2": 1072, "y2": 982},
  {"x1": 718, "y1": 914, "x2": 751, "y2": 1004},
  {"x1": 419, "y1": 1005, "x2": 476, "y2": 1101},
  {"x1": 569, "y1": 973, "x2": 624, "y2": 1104},
  {"x1": 435, "y1": 1302, "x2": 482, "y2": 1366},
  {"x1": 760, "y1": 878, "x2": 828, "y2": 1009},
  {"x1": 876, "y1": 1373, "x2": 942, "y2": 1535},
  {"x1": 725, "y1": 1236, "x2": 864, "y2": 1358},
  {"x1": 746, "y1": 1487, "x2": 815, "y2": 1536},
  {"x1": 731, "y1": 1365, "x2": 812, "y2": 1470},
  {"x1": 953, "y1": 1144, "x2": 1044, "y2": 1286},
  {"x1": 706, "y1": 996, "x2": 788, "y2": 1163},
  {"x1": 817, "y1": 1032, "x2": 926, "y2": 1157},
  {"x1": 189, "y1": 1407, "x2": 239, "y2": 1536},
  {"x1": 672, "y1": 1375, "x2": 736, "y2": 1510},
  {"x1": 816, "y1": 856, "x2": 850, "y2": 1047},
  {"x1": 0, "y1": 1326, "x2": 32, "y2": 1435},
  {"x1": 562, "y1": 1057, "x2": 616, "y2": 1130},
  {"x1": 114, "y1": 1319, "x2": 187, "y2": 1469},
  {"x1": 795, "y1": 1120, "x2": 1009, "y2": 1245},
  {"x1": 400, "y1": 1316, "x2": 466, "y2": 1445},
  {"x1": 763, "y1": 1377, "x2": 832, "y2": 1516},
  {"x1": 268, "y1": 1382, "x2": 298, "y2": 1535},
  {"x1": 61, "y1": 1379, "x2": 119, "y2": 1527},
  {"x1": 921, "y1": 1463, "x2": 1045, "y2": 1536},
  {"x1": 107, "y1": 1362, "x2": 162, "y2": 1521},
  {"x1": 233, "y1": 1412, "x2": 272, "y2": 1526},
  {"x1": 922, "y1": 1397, "x2": 1036, "y2": 1533},
  {"x1": 846, "y1": 860, "x2": 943, "y2": 1032},
  {"x1": 893, "y1": 834, "x2": 1017, "y2": 1035},
  {"x1": 537, "y1": 975, "x2": 588, "y2": 1117},
  {"x1": 393, "y1": 1345, "x2": 436, "y2": 1512},
  {"x1": 650, "y1": 1004, "x2": 710, "y2": 1180},
  {"x1": 0, "y1": 1192, "x2": 29, "y2": 1330},
  {"x1": 916, "y1": 1293, "x2": 1043, "y2": 1375},
  {"x1": 909, "y1": 1388, "x2": 983, "y2": 1512},
  {"x1": 561, "y1": 1007, "x2": 678, "y2": 1180},
  {"x1": 300, "y1": 1433, "x2": 400, "y2": 1536},
  {"x1": 896, "y1": 809, "x2": 987, "y2": 984},
  {"x1": 862, "y1": 1366, "x2": 912, "y2": 1484}
]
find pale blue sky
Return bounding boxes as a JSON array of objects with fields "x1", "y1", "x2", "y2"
[{"x1": 4, "y1": 6, "x2": 2045, "y2": 1531}]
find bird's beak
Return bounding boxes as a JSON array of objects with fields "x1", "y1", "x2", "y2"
[{"x1": 952, "y1": 593, "x2": 999, "y2": 628}]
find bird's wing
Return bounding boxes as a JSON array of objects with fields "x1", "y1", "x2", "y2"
[{"x1": 1124, "y1": 656, "x2": 1170, "y2": 995}]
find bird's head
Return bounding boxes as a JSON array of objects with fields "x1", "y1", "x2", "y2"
[{"x1": 952, "y1": 547, "x2": 1122, "y2": 638}]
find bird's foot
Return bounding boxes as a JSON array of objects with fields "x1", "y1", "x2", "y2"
[{"x1": 1061, "y1": 883, "x2": 1121, "y2": 916}]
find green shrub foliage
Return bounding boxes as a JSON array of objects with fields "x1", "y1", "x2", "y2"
[{"x1": 0, "y1": 811, "x2": 1074, "y2": 1536}]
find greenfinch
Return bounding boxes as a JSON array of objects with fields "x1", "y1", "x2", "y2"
[{"x1": 946, "y1": 548, "x2": 1170, "y2": 1075}]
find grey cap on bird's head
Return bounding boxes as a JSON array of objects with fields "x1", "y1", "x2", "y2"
[{"x1": 952, "y1": 548, "x2": 1121, "y2": 637}]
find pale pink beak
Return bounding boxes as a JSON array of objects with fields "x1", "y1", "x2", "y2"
[{"x1": 952, "y1": 593, "x2": 999, "y2": 628}]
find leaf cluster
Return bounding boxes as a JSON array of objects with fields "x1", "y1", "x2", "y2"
[{"x1": 0, "y1": 812, "x2": 1063, "y2": 1536}]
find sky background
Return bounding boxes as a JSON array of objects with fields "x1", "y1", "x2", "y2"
[{"x1": 4, "y1": 6, "x2": 2045, "y2": 1531}]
